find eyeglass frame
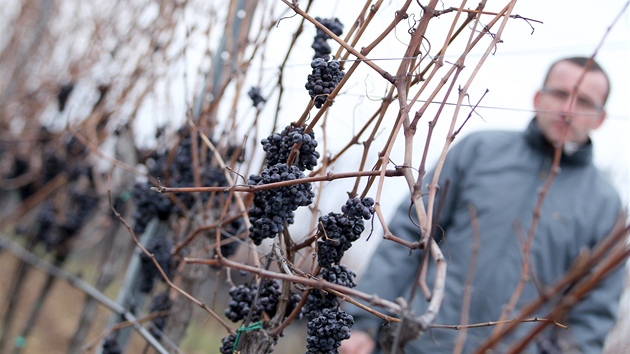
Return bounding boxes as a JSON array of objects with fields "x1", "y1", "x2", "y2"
[{"x1": 539, "y1": 87, "x2": 604, "y2": 113}]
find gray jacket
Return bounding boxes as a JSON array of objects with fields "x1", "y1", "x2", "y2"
[{"x1": 348, "y1": 119, "x2": 624, "y2": 353}]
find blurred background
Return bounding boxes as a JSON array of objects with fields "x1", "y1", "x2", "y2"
[{"x1": 1, "y1": 0, "x2": 628, "y2": 353}]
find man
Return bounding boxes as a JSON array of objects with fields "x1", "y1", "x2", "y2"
[{"x1": 341, "y1": 57, "x2": 624, "y2": 353}]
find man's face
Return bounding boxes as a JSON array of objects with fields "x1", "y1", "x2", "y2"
[{"x1": 533, "y1": 61, "x2": 608, "y2": 145}]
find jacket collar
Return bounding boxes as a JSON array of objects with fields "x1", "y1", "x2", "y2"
[{"x1": 524, "y1": 118, "x2": 592, "y2": 166}]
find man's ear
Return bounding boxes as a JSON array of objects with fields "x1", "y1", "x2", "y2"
[
  {"x1": 533, "y1": 90, "x2": 543, "y2": 110},
  {"x1": 591, "y1": 110, "x2": 607, "y2": 130}
]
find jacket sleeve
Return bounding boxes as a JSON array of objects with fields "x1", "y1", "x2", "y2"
[
  {"x1": 565, "y1": 205, "x2": 626, "y2": 353},
  {"x1": 347, "y1": 135, "x2": 472, "y2": 340}
]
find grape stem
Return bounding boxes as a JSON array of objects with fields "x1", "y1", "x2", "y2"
[{"x1": 152, "y1": 168, "x2": 403, "y2": 194}]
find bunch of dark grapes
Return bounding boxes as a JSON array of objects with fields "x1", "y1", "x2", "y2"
[
  {"x1": 101, "y1": 335, "x2": 122, "y2": 354},
  {"x1": 303, "y1": 265, "x2": 356, "y2": 321},
  {"x1": 168, "y1": 127, "x2": 237, "y2": 209},
  {"x1": 168, "y1": 128, "x2": 199, "y2": 209},
  {"x1": 305, "y1": 58, "x2": 345, "y2": 108},
  {"x1": 131, "y1": 181, "x2": 173, "y2": 235},
  {"x1": 132, "y1": 127, "x2": 240, "y2": 234},
  {"x1": 58, "y1": 187, "x2": 99, "y2": 238},
  {"x1": 247, "y1": 163, "x2": 314, "y2": 245},
  {"x1": 219, "y1": 333, "x2": 237, "y2": 354},
  {"x1": 317, "y1": 197, "x2": 374, "y2": 268},
  {"x1": 33, "y1": 188, "x2": 98, "y2": 252},
  {"x1": 224, "y1": 279, "x2": 282, "y2": 323},
  {"x1": 312, "y1": 17, "x2": 344, "y2": 60},
  {"x1": 248, "y1": 86, "x2": 266, "y2": 107},
  {"x1": 148, "y1": 291, "x2": 172, "y2": 340},
  {"x1": 261, "y1": 124, "x2": 320, "y2": 171},
  {"x1": 138, "y1": 233, "x2": 172, "y2": 293},
  {"x1": 341, "y1": 196, "x2": 375, "y2": 221},
  {"x1": 305, "y1": 308, "x2": 354, "y2": 354},
  {"x1": 225, "y1": 283, "x2": 256, "y2": 322}
]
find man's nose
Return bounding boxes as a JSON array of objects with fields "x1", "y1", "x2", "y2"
[{"x1": 558, "y1": 94, "x2": 576, "y2": 115}]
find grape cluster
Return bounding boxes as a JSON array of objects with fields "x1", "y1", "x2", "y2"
[
  {"x1": 225, "y1": 279, "x2": 303, "y2": 325},
  {"x1": 225, "y1": 280, "x2": 281, "y2": 322},
  {"x1": 169, "y1": 127, "x2": 203, "y2": 209},
  {"x1": 247, "y1": 163, "x2": 314, "y2": 245},
  {"x1": 305, "y1": 58, "x2": 345, "y2": 108},
  {"x1": 131, "y1": 181, "x2": 173, "y2": 234},
  {"x1": 138, "y1": 233, "x2": 172, "y2": 293},
  {"x1": 22, "y1": 131, "x2": 99, "y2": 253},
  {"x1": 305, "y1": 308, "x2": 354, "y2": 354},
  {"x1": 317, "y1": 197, "x2": 374, "y2": 268},
  {"x1": 342, "y1": 197, "x2": 375, "y2": 221},
  {"x1": 301, "y1": 199, "x2": 371, "y2": 352},
  {"x1": 219, "y1": 333, "x2": 237, "y2": 354},
  {"x1": 248, "y1": 86, "x2": 266, "y2": 107},
  {"x1": 34, "y1": 188, "x2": 99, "y2": 252},
  {"x1": 131, "y1": 127, "x2": 237, "y2": 233},
  {"x1": 261, "y1": 124, "x2": 320, "y2": 171},
  {"x1": 312, "y1": 17, "x2": 344, "y2": 60},
  {"x1": 148, "y1": 291, "x2": 172, "y2": 340}
]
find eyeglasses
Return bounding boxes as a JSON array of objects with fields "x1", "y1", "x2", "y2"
[{"x1": 540, "y1": 87, "x2": 603, "y2": 112}]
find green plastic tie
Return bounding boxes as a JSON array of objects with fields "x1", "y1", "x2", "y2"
[
  {"x1": 232, "y1": 321, "x2": 263, "y2": 352},
  {"x1": 14, "y1": 336, "x2": 26, "y2": 348},
  {"x1": 119, "y1": 191, "x2": 132, "y2": 202}
]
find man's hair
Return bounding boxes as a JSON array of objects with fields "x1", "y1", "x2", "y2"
[{"x1": 543, "y1": 56, "x2": 611, "y2": 105}]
